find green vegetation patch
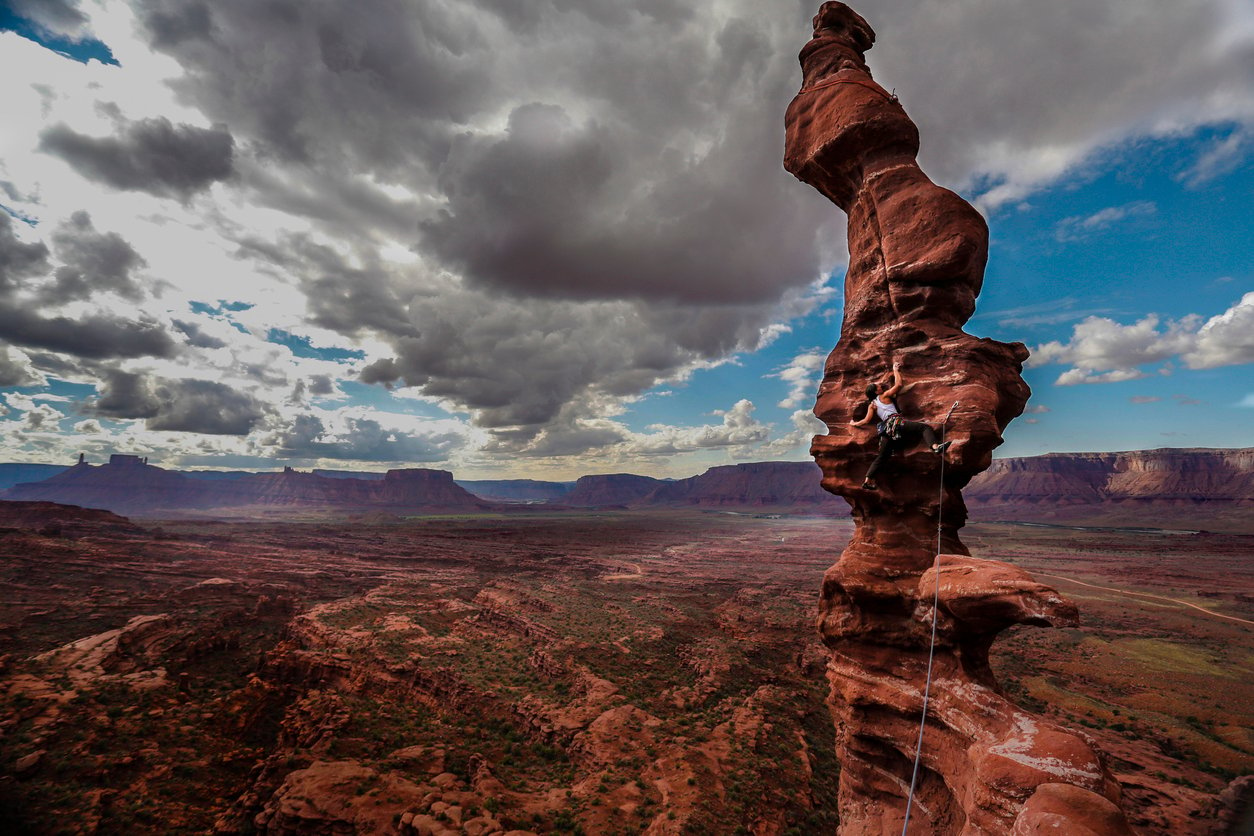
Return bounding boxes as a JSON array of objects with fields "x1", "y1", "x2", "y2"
[{"x1": 1112, "y1": 638, "x2": 1238, "y2": 679}]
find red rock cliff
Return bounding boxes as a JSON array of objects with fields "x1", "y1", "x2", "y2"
[
  {"x1": 784, "y1": 4, "x2": 1134, "y2": 833},
  {"x1": 559, "y1": 474, "x2": 664, "y2": 507},
  {"x1": 645, "y1": 461, "x2": 842, "y2": 509},
  {"x1": 968, "y1": 447, "x2": 1254, "y2": 505}
]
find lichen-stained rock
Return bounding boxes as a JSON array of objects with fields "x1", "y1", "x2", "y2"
[{"x1": 784, "y1": 3, "x2": 1135, "y2": 832}]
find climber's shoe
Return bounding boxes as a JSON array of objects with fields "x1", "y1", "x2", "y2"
[{"x1": 861, "y1": 478, "x2": 877, "y2": 491}]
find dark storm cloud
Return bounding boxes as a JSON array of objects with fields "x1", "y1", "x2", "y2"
[
  {"x1": 43, "y1": 211, "x2": 146, "y2": 303},
  {"x1": 172, "y1": 319, "x2": 227, "y2": 349},
  {"x1": 405, "y1": 7, "x2": 832, "y2": 304},
  {"x1": 174, "y1": 0, "x2": 831, "y2": 442},
  {"x1": 134, "y1": 0, "x2": 485, "y2": 171},
  {"x1": 94, "y1": 370, "x2": 161, "y2": 418},
  {"x1": 236, "y1": 233, "x2": 418, "y2": 338},
  {"x1": 307, "y1": 375, "x2": 335, "y2": 396},
  {"x1": 422, "y1": 97, "x2": 824, "y2": 302},
  {"x1": 268, "y1": 413, "x2": 464, "y2": 462},
  {"x1": 146, "y1": 379, "x2": 267, "y2": 434},
  {"x1": 359, "y1": 357, "x2": 401, "y2": 387},
  {"x1": 143, "y1": 0, "x2": 212, "y2": 47},
  {"x1": 0, "y1": 213, "x2": 177, "y2": 361},
  {"x1": 0, "y1": 347, "x2": 41, "y2": 387},
  {"x1": 139, "y1": 0, "x2": 829, "y2": 304},
  {"x1": 130, "y1": 0, "x2": 1253, "y2": 452},
  {"x1": 508, "y1": 421, "x2": 627, "y2": 458},
  {"x1": 851, "y1": 0, "x2": 1254, "y2": 197},
  {"x1": 19, "y1": 351, "x2": 84, "y2": 380},
  {"x1": 40, "y1": 117, "x2": 234, "y2": 201},
  {"x1": 0, "y1": 212, "x2": 51, "y2": 293},
  {"x1": 0, "y1": 308, "x2": 177, "y2": 360},
  {"x1": 95, "y1": 370, "x2": 267, "y2": 434},
  {"x1": 238, "y1": 163, "x2": 426, "y2": 243},
  {"x1": 360, "y1": 279, "x2": 797, "y2": 434}
]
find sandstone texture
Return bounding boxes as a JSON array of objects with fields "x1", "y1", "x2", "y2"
[{"x1": 784, "y1": 3, "x2": 1135, "y2": 832}]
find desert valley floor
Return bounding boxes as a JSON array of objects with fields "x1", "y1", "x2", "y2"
[{"x1": 0, "y1": 507, "x2": 1250, "y2": 835}]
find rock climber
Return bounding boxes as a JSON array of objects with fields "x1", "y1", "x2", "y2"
[{"x1": 851, "y1": 360, "x2": 950, "y2": 490}]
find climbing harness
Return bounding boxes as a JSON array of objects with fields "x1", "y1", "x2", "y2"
[
  {"x1": 878, "y1": 413, "x2": 904, "y2": 440},
  {"x1": 901, "y1": 400, "x2": 959, "y2": 835},
  {"x1": 797, "y1": 74, "x2": 900, "y2": 104}
]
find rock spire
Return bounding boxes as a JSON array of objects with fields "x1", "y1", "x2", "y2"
[{"x1": 784, "y1": 3, "x2": 1135, "y2": 832}]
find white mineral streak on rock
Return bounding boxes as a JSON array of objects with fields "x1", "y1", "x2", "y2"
[{"x1": 987, "y1": 717, "x2": 1102, "y2": 785}]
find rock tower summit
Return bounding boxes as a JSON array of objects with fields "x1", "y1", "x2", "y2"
[{"x1": 784, "y1": 3, "x2": 1135, "y2": 833}]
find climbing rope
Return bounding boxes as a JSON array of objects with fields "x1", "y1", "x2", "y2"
[{"x1": 901, "y1": 400, "x2": 959, "y2": 835}]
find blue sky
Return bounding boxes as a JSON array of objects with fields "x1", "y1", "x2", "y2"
[
  {"x1": 0, "y1": 0, "x2": 1250, "y2": 478},
  {"x1": 624, "y1": 124, "x2": 1254, "y2": 457}
]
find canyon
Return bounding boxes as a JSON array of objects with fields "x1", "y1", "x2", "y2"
[{"x1": 0, "y1": 506, "x2": 1249, "y2": 834}]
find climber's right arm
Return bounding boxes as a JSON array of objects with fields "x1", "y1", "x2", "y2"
[
  {"x1": 850, "y1": 402, "x2": 877, "y2": 428},
  {"x1": 882, "y1": 361, "x2": 904, "y2": 399}
]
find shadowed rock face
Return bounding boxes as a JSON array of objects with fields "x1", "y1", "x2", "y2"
[{"x1": 784, "y1": 3, "x2": 1135, "y2": 833}]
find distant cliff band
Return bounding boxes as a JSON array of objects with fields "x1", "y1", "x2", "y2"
[{"x1": 0, "y1": 449, "x2": 1249, "y2": 523}]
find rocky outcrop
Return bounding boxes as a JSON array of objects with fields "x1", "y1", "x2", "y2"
[
  {"x1": 30, "y1": 613, "x2": 183, "y2": 690},
  {"x1": 372, "y1": 468, "x2": 486, "y2": 509},
  {"x1": 559, "y1": 473, "x2": 664, "y2": 507},
  {"x1": 0, "y1": 500, "x2": 143, "y2": 536},
  {"x1": 646, "y1": 461, "x2": 843, "y2": 509},
  {"x1": 6, "y1": 456, "x2": 206, "y2": 514},
  {"x1": 784, "y1": 3, "x2": 1133, "y2": 833},
  {"x1": 552, "y1": 462, "x2": 847, "y2": 510}
]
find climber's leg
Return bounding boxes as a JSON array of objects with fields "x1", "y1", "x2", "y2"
[
  {"x1": 862, "y1": 434, "x2": 894, "y2": 489},
  {"x1": 898, "y1": 420, "x2": 950, "y2": 453}
]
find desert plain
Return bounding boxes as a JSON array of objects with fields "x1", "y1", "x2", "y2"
[{"x1": 0, "y1": 505, "x2": 1250, "y2": 835}]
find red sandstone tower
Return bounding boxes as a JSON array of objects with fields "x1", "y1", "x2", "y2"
[{"x1": 784, "y1": 3, "x2": 1135, "y2": 832}]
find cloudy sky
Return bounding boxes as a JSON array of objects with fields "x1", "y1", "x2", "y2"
[{"x1": 0, "y1": 0, "x2": 1250, "y2": 479}]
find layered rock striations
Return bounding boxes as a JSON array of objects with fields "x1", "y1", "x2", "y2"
[
  {"x1": 968, "y1": 447, "x2": 1254, "y2": 507},
  {"x1": 784, "y1": 3, "x2": 1134, "y2": 833}
]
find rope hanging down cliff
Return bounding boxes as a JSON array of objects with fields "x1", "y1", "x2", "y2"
[{"x1": 901, "y1": 400, "x2": 958, "y2": 835}]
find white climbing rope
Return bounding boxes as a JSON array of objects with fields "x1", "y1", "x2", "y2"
[{"x1": 901, "y1": 400, "x2": 958, "y2": 835}]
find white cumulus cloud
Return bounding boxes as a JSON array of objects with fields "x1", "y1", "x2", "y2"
[
  {"x1": 773, "y1": 347, "x2": 826, "y2": 409},
  {"x1": 1030, "y1": 293, "x2": 1254, "y2": 385}
]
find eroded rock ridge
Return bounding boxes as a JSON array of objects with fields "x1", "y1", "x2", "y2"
[{"x1": 784, "y1": 3, "x2": 1134, "y2": 832}]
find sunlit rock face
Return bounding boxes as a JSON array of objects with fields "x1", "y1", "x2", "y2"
[{"x1": 784, "y1": 3, "x2": 1135, "y2": 832}]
